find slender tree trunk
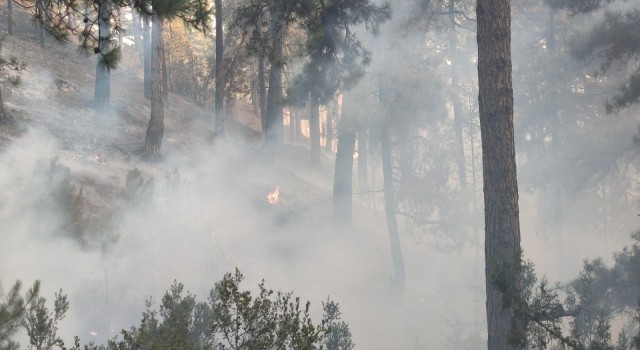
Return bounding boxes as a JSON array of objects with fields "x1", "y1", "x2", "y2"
[
  {"x1": 7, "y1": 0, "x2": 13, "y2": 36},
  {"x1": 214, "y1": 0, "x2": 224, "y2": 137},
  {"x1": 290, "y1": 108, "x2": 297, "y2": 143},
  {"x1": 477, "y1": 0, "x2": 525, "y2": 347},
  {"x1": 309, "y1": 94, "x2": 321, "y2": 165},
  {"x1": 449, "y1": 0, "x2": 467, "y2": 189},
  {"x1": 94, "y1": 0, "x2": 111, "y2": 109},
  {"x1": 294, "y1": 107, "x2": 302, "y2": 144},
  {"x1": 333, "y1": 93, "x2": 356, "y2": 223},
  {"x1": 145, "y1": 16, "x2": 165, "y2": 158},
  {"x1": 35, "y1": 0, "x2": 45, "y2": 48},
  {"x1": 264, "y1": 10, "x2": 284, "y2": 160},
  {"x1": 357, "y1": 122, "x2": 368, "y2": 192},
  {"x1": 34, "y1": 1, "x2": 40, "y2": 39},
  {"x1": 0, "y1": 88, "x2": 6, "y2": 124},
  {"x1": 287, "y1": 109, "x2": 293, "y2": 143},
  {"x1": 380, "y1": 124, "x2": 405, "y2": 290},
  {"x1": 143, "y1": 16, "x2": 152, "y2": 100},
  {"x1": 258, "y1": 53, "x2": 266, "y2": 132},
  {"x1": 325, "y1": 101, "x2": 334, "y2": 151}
]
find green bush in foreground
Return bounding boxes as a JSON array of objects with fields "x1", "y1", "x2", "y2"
[{"x1": 8, "y1": 269, "x2": 354, "y2": 350}]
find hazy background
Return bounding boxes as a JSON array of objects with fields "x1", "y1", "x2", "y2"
[{"x1": 2, "y1": 0, "x2": 640, "y2": 349}]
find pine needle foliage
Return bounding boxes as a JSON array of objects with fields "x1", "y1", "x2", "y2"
[
  {"x1": 0, "y1": 280, "x2": 41, "y2": 350},
  {"x1": 552, "y1": 0, "x2": 640, "y2": 113},
  {"x1": 97, "y1": 46, "x2": 121, "y2": 72}
]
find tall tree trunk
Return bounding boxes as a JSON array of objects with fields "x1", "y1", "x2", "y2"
[
  {"x1": 332, "y1": 93, "x2": 356, "y2": 224},
  {"x1": 325, "y1": 101, "x2": 334, "y2": 151},
  {"x1": 309, "y1": 94, "x2": 321, "y2": 165},
  {"x1": 477, "y1": 0, "x2": 525, "y2": 347},
  {"x1": 214, "y1": 0, "x2": 224, "y2": 137},
  {"x1": 94, "y1": 0, "x2": 111, "y2": 110},
  {"x1": 264, "y1": 10, "x2": 284, "y2": 160},
  {"x1": 380, "y1": 124, "x2": 405, "y2": 290},
  {"x1": 143, "y1": 16, "x2": 152, "y2": 100},
  {"x1": 145, "y1": 16, "x2": 165, "y2": 158},
  {"x1": 294, "y1": 107, "x2": 302, "y2": 144},
  {"x1": 7, "y1": 0, "x2": 13, "y2": 36},
  {"x1": 35, "y1": 0, "x2": 45, "y2": 48},
  {"x1": 288, "y1": 109, "x2": 295, "y2": 143},
  {"x1": 449, "y1": 0, "x2": 467, "y2": 189},
  {"x1": 258, "y1": 53, "x2": 266, "y2": 132},
  {"x1": 0, "y1": 88, "x2": 6, "y2": 124},
  {"x1": 357, "y1": 121, "x2": 368, "y2": 192}
]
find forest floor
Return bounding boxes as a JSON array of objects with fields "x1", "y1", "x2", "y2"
[{"x1": 0, "y1": 6, "x2": 489, "y2": 350}]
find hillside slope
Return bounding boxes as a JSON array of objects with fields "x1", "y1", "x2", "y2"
[{"x1": 0, "y1": 7, "x2": 485, "y2": 350}]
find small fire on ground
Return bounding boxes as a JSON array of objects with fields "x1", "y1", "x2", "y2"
[{"x1": 267, "y1": 185, "x2": 281, "y2": 205}]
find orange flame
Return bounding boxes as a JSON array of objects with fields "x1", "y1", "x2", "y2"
[{"x1": 267, "y1": 185, "x2": 280, "y2": 205}]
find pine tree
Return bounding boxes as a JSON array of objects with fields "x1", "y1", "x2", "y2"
[
  {"x1": 476, "y1": 0, "x2": 526, "y2": 347},
  {"x1": 292, "y1": 0, "x2": 390, "y2": 166},
  {"x1": 137, "y1": 0, "x2": 212, "y2": 158},
  {"x1": 0, "y1": 280, "x2": 40, "y2": 349}
]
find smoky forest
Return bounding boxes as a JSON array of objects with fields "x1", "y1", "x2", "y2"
[{"x1": 2, "y1": 0, "x2": 640, "y2": 349}]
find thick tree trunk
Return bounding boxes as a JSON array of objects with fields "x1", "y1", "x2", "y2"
[
  {"x1": 309, "y1": 94, "x2": 321, "y2": 165},
  {"x1": 332, "y1": 93, "x2": 356, "y2": 224},
  {"x1": 449, "y1": 0, "x2": 467, "y2": 189},
  {"x1": 143, "y1": 16, "x2": 152, "y2": 100},
  {"x1": 7, "y1": 0, "x2": 13, "y2": 36},
  {"x1": 357, "y1": 122, "x2": 368, "y2": 192},
  {"x1": 380, "y1": 124, "x2": 405, "y2": 290},
  {"x1": 477, "y1": 0, "x2": 525, "y2": 347},
  {"x1": 94, "y1": 0, "x2": 110, "y2": 110},
  {"x1": 145, "y1": 16, "x2": 165, "y2": 158},
  {"x1": 214, "y1": 0, "x2": 224, "y2": 137}
]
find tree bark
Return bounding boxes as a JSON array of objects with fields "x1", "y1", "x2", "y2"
[
  {"x1": 477, "y1": 0, "x2": 525, "y2": 347},
  {"x1": 449, "y1": 0, "x2": 467, "y2": 189},
  {"x1": 143, "y1": 16, "x2": 152, "y2": 100},
  {"x1": 309, "y1": 94, "x2": 321, "y2": 165},
  {"x1": 7, "y1": 0, "x2": 13, "y2": 36},
  {"x1": 145, "y1": 16, "x2": 165, "y2": 158},
  {"x1": 94, "y1": 0, "x2": 110, "y2": 110},
  {"x1": 380, "y1": 124, "x2": 405, "y2": 290},
  {"x1": 214, "y1": 0, "x2": 224, "y2": 137},
  {"x1": 332, "y1": 93, "x2": 356, "y2": 224}
]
